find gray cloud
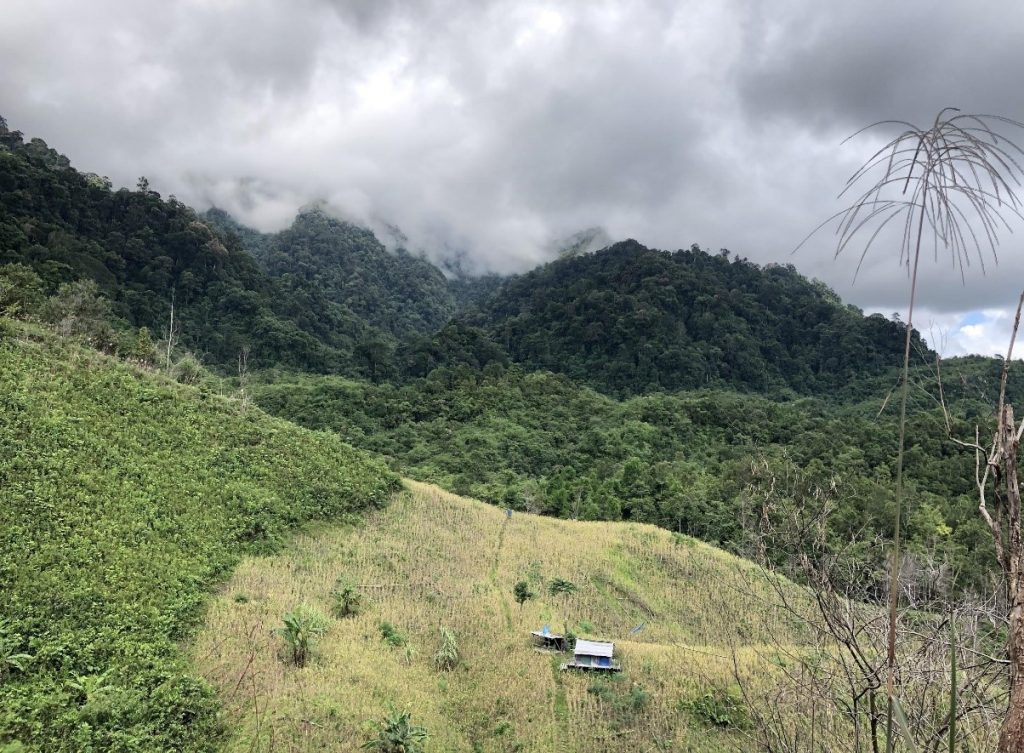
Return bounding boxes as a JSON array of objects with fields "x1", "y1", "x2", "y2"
[
  {"x1": 3, "y1": 0, "x2": 1024, "y2": 353},
  {"x1": 736, "y1": 0, "x2": 1024, "y2": 132}
]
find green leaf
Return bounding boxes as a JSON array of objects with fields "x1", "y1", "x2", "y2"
[{"x1": 891, "y1": 696, "x2": 921, "y2": 753}]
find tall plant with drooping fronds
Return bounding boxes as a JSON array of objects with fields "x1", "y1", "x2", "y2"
[
  {"x1": 361, "y1": 708, "x2": 428, "y2": 753},
  {"x1": 805, "y1": 108, "x2": 1024, "y2": 752},
  {"x1": 277, "y1": 605, "x2": 330, "y2": 668}
]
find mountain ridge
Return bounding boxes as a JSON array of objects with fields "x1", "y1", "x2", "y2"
[
  {"x1": 463, "y1": 238, "x2": 928, "y2": 397},
  {"x1": 1, "y1": 116, "x2": 927, "y2": 400}
]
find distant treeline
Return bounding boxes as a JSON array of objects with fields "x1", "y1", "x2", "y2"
[{"x1": 251, "y1": 357, "x2": 1013, "y2": 596}]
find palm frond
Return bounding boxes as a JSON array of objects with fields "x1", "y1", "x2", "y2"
[{"x1": 806, "y1": 109, "x2": 1024, "y2": 753}]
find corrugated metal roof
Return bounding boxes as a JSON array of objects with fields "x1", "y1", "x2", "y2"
[{"x1": 574, "y1": 639, "x2": 614, "y2": 658}]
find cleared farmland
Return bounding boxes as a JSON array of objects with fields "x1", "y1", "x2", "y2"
[{"x1": 194, "y1": 480, "x2": 811, "y2": 752}]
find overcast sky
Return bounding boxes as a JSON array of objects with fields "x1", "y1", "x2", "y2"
[{"x1": 4, "y1": 0, "x2": 1024, "y2": 356}]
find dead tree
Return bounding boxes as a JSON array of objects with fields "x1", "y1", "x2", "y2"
[
  {"x1": 164, "y1": 289, "x2": 178, "y2": 373},
  {"x1": 942, "y1": 290, "x2": 1024, "y2": 752},
  {"x1": 804, "y1": 109, "x2": 1024, "y2": 749},
  {"x1": 237, "y1": 344, "x2": 250, "y2": 410},
  {"x1": 738, "y1": 456, "x2": 1006, "y2": 752}
]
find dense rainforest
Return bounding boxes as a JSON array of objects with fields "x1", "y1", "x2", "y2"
[
  {"x1": 1, "y1": 115, "x2": 1014, "y2": 597},
  {"x1": 251, "y1": 358, "x2": 1017, "y2": 596},
  {"x1": 462, "y1": 240, "x2": 927, "y2": 397},
  {"x1": 0, "y1": 118, "x2": 470, "y2": 376},
  {"x1": 203, "y1": 207, "x2": 459, "y2": 338}
]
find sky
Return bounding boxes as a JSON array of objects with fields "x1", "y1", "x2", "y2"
[{"x1": 4, "y1": 0, "x2": 1024, "y2": 356}]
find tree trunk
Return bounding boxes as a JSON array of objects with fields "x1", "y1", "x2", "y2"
[
  {"x1": 1000, "y1": 611, "x2": 1024, "y2": 753},
  {"x1": 997, "y1": 403, "x2": 1024, "y2": 753}
]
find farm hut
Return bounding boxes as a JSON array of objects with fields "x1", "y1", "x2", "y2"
[
  {"x1": 561, "y1": 639, "x2": 621, "y2": 672},
  {"x1": 531, "y1": 626, "x2": 566, "y2": 651}
]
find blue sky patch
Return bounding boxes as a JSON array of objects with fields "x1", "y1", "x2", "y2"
[{"x1": 959, "y1": 311, "x2": 987, "y2": 327}]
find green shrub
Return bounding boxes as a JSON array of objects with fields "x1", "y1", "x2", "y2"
[
  {"x1": 378, "y1": 621, "x2": 407, "y2": 648},
  {"x1": 563, "y1": 630, "x2": 577, "y2": 652},
  {"x1": 41, "y1": 279, "x2": 117, "y2": 351},
  {"x1": 526, "y1": 560, "x2": 543, "y2": 585},
  {"x1": 680, "y1": 685, "x2": 750, "y2": 729},
  {"x1": 331, "y1": 577, "x2": 366, "y2": 618},
  {"x1": 513, "y1": 581, "x2": 534, "y2": 607},
  {"x1": 0, "y1": 620, "x2": 31, "y2": 682},
  {"x1": 277, "y1": 605, "x2": 330, "y2": 667},
  {"x1": 0, "y1": 263, "x2": 45, "y2": 319},
  {"x1": 361, "y1": 708, "x2": 428, "y2": 752},
  {"x1": 122, "y1": 326, "x2": 158, "y2": 366},
  {"x1": 548, "y1": 578, "x2": 577, "y2": 596},
  {"x1": 587, "y1": 677, "x2": 650, "y2": 728},
  {"x1": 173, "y1": 353, "x2": 205, "y2": 385}
]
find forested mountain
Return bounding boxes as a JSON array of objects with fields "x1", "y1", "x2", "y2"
[
  {"x1": 205, "y1": 207, "x2": 459, "y2": 339},
  {"x1": 0, "y1": 122, "x2": 380, "y2": 371},
  {"x1": 200, "y1": 207, "x2": 270, "y2": 258},
  {"x1": 0, "y1": 119, "x2": 479, "y2": 376},
  {"x1": 465, "y1": 240, "x2": 927, "y2": 397},
  {"x1": 1, "y1": 116, "x2": 931, "y2": 400},
  {"x1": 4, "y1": 115, "x2": 997, "y2": 584}
]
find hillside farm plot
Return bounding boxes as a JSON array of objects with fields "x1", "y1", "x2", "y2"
[{"x1": 194, "y1": 481, "x2": 815, "y2": 752}]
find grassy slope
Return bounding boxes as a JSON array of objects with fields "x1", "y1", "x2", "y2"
[
  {"x1": 196, "y1": 481, "x2": 810, "y2": 753},
  {"x1": 0, "y1": 321, "x2": 399, "y2": 752}
]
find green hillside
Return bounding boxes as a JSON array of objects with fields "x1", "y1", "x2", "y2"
[
  {"x1": 250, "y1": 209, "x2": 457, "y2": 338},
  {"x1": 248, "y1": 362, "x2": 1000, "y2": 594},
  {"x1": 0, "y1": 121, "x2": 469, "y2": 375},
  {"x1": 194, "y1": 480, "x2": 810, "y2": 753},
  {"x1": 464, "y1": 240, "x2": 928, "y2": 397},
  {"x1": 0, "y1": 320, "x2": 398, "y2": 752}
]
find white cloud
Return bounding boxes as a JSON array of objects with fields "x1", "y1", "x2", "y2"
[{"x1": 912, "y1": 308, "x2": 1021, "y2": 358}]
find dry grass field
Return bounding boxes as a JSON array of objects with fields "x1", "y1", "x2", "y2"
[{"x1": 193, "y1": 480, "x2": 811, "y2": 752}]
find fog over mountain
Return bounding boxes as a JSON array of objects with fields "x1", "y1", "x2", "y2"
[{"x1": 4, "y1": 0, "x2": 1024, "y2": 355}]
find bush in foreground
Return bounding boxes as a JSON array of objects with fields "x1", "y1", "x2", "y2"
[{"x1": 361, "y1": 709, "x2": 428, "y2": 753}]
